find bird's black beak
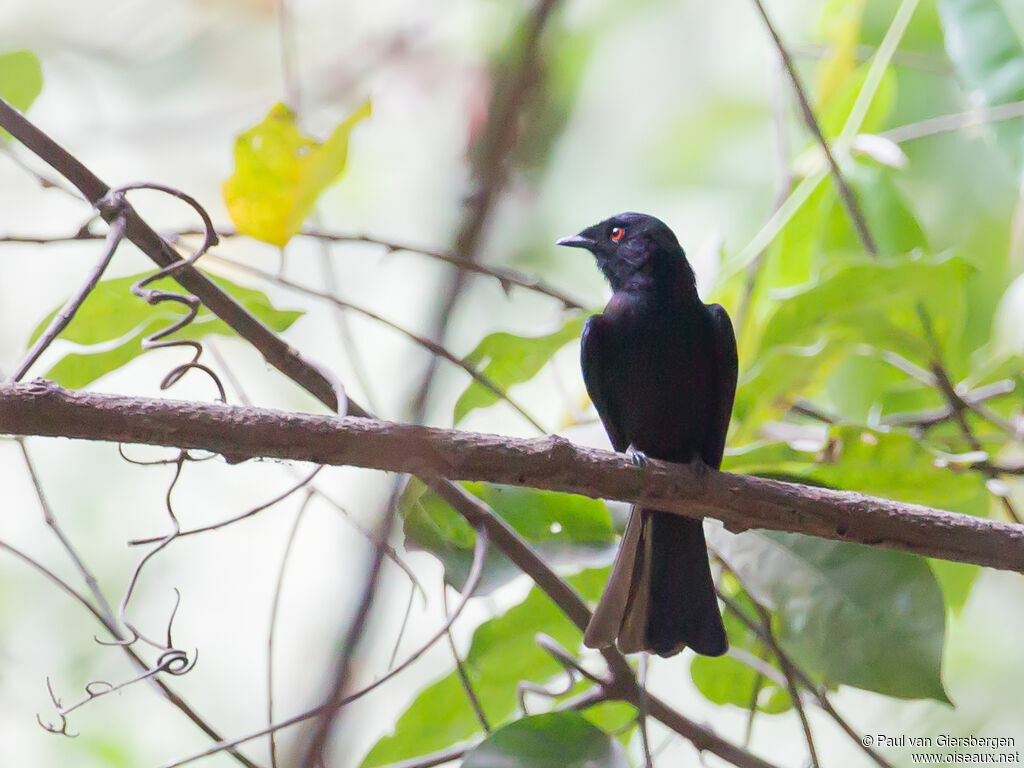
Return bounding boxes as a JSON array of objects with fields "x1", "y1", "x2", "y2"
[{"x1": 556, "y1": 233, "x2": 595, "y2": 249}]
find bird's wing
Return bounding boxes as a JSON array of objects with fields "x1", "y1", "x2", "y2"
[
  {"x1": 703, "y1": 304, "x2": 738, "y2": 469},
  {"x1": 581, "y1": 314, "x2": 629, "y2": 453}
]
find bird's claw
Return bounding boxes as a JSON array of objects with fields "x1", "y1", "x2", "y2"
[
  {"x1": 687, "y1": 455, "x2": 710, "y2": 476},
  {"x1": 626, "y1": 445, "x2": 649, "y2": 468}
]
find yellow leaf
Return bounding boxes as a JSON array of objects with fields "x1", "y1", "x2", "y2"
[
  {"x1": 814, "y1": 0, "x2": 864, "y2": 111},
  {"x1": 222, "y1": 99, "x2": 371, "y2": 246}
]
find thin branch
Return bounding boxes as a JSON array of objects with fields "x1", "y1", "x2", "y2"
[
  {"x1": 299, "y1": 488, "x2": 401, "y2": 766},
  {"x1": 743, "y1": 672, "x2": 763, "y2": 746},
  {"x1": 295, "y1": 231, "x2": 583, "y2": 308},
  {"x1": 750, "y1": 0, "x2": 878, "y2": 257},
  {"x1": 369, "y1": 688, "x2": 614, "y2": 768},
  {"x1": 882, "y1": 100, "x2": 1024, "y2": 144},
  {"x1": 310, "y1": 214, "x2": 384, "y2": 416},
  {"x1": 267, "y1": 491, "x2": 313, "y2": 768},
  {"x1": 917, "y1": 306, "x2": 1022, "y2": 524},
  {"x1": 163, "y1": 526, "x2": 491, "y2": 768},
  {"x1": 410, "y1": 0, "x2": 564, "y2": 421},
  {"x1": 206, "y1": 254, "x2": 547, "y2": 433},
  {"x1": 129, "y1": 467, "x2": 324, "y2": 544},
  {"x1": 881, "y1": 379, "x2": 1016, "y2": 428},
  {"x1": 714, "y1": 557, "x2": 895, "y2": 768},
  {"x1": 790, "y1": 42, "x2": 950, "y2": 74},
  {"x1": 0, "y1": 538, "x2": 262, "y2": 768},
  {"x1": 0, "y1": 227, "x2": 586, "y2": 310},
  {"x1": 638, "y1": 654, "x2": 654, "y2": 768},
  {"x1": 17, "y1": 438, "x2": 118, "y2": 628},
  {"x1": 372, "y1": 744, "x2": 476, "y2": 768},
  {"x1": 777, "y1": 652, "x2": 819, "y2": 768},
  {"x1": 4, "y1": 380, "x2": 1022, "y2": 572},
  {"x1": 0, "y1": 96, "x2": 344, "y2": 414},
  {"x1": 9, "y1": 214, "x2": 127, "y2": 382},
  {"x1": 442, "y1": 583, "x2": 491, "y2": 732}
]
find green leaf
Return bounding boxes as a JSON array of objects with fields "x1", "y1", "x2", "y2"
[
  {"x1": 756, "y1": 252, "x2": 971, "y2": 362},
  {"x1": 715, "y1": 529, "x2": 950, "y2": 702},
  {"x1": 461, "y1": 712, "x2": 628, "y2": 768},
  {"x1": 222, "y1": 100, "x2": 370, "y2": 246},
  {"x1": 0, "y1": 50, "x2": 43, "y2": 139},
  {"x1": 0, "y1": 51, "x2": 43, "y2": 111},
  {"x1": 929, "y1": 558, "x2": 980, "y2": 615},
  {"x1": 454, "y1": 313, "x2": 587, "y2": 424},
  {"x1": 813, "y1": 426, "x2": 987, "y2": 512},
  {"x1": 360, "y1": 572, "x2": 608, "y2": 767},
  {"x1": 727, "y1": 426, "x2": 987, "y2": 515},
  {"x1": 690, "y1": 654, "x2": 791, "y2": 714},
  {"x1": 819, "y1": 62, "x2": 897, "y2": 138},
  {"x1": 579, "y1": 700, "x2": 637, "y2": 745},
  {"x1": 822, "y1": 164, "x2": 927, "y2": 258},
  {"x1": 814, "y1": 0, "x2": 865, "y2": 111},
  {"x1": 401, "y1": 480, "x2": 615, "y2": 593},
  {"x1": 938, "y1": 0, "x2": 1024, "y2": 171},
  {"x1": 689, "y1": 582, "x2": 791, "y2": 713},
  {"x1": 28, "y1": 272, "x2": 302, "y2": 388}
]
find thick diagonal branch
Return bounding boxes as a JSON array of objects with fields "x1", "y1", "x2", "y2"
[{"x1": 2, "y1": 380, "x2": 1021, "y2": 572}]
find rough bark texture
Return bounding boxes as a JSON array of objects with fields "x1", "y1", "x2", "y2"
[{"x1": 2, "y1": 380, "x2": 1021, "y2": 572}]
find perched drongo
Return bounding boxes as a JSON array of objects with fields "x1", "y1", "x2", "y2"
[{"x1": 558, "y1": 212, "x2": 736, "y2": 657}]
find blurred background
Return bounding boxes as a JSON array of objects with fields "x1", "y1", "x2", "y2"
[{"x1": 1, "y1": 0, "x2": 1023, "y2": 766}]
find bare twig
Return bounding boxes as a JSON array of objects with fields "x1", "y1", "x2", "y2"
[
  {"x1": 777, "y1": 652, "x2": 819, "y2": 768},
  {"x1": 881, "y1": 380, "x2": 1016, "y2": 428},
  {"x1": 206, "y1": 254, "x2": 547, "y2": 432},
  {"x1": 299, "y1": 487, "x2": 401, "y2": 766},
  {"x1": 882, "y1": 100, "x2": 1024, "y2": 144},
  {"x1": 638, "y1": 654, "x2": 654, "y2": 768},
  {"x1": 750, "y1": 0, "x2": 878, "y2": 257},
  {"x1": 442, "y1": 584, "x2": 491, "y2": 732},
  {"x1": 410, "y1": 0, "x2": 564, "y2": 421},
  {"x1": 267, "y1": 491, "x2": 314, "y2": 768},
  {"x1": 0, "y1": 538, "x2": 261, "y2": 768},
  {"x1": 917, "y1": 306, "x2": 1022, "y2": 524},
  {"x1": 9, "y1": 214, "x2": 127, "y2": 382},
  {"x1": 713, "y1": 556, "x2": 895, "y2": 768},
  {"x1": 0, "y1": 97, "x2": 344, "y2": 413},
  {"x1": 311, "y1": 215, "x2": 384, "y2": 415},
  {"x1": 0, "y1": 227, "x2": 586, "y2": 310},
  {"x1": 16, "y1": 438, "x2": 117, "y2": 627},
  {"x1": 129, "y1": 467, "x2": 323, "y2": 544},
  {"x1": 790, "y1": 42, "x2": 949, "y2": 74},
  {"x1": 164, "y1": 526, "x2": 491, "y2": 768}
]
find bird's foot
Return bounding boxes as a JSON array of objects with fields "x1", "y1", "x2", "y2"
[
  {"x1": 687, "y1": 455, "x2": 710, "y2": 476},
  {"x1": 626, "y1": 444, "x2": 649, "y2": 468}
]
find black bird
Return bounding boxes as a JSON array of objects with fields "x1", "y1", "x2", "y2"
[{"x1": 558, "y1": 212, "x2": 736, "y2": 657}]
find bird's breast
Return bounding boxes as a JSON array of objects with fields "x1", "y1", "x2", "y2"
[{"x1": 603, "y1": 296, "x2": 715, "y2": 462}]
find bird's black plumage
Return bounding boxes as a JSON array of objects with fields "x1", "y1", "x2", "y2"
[{"x1": 558, "y1": 212, "x2": 736, "y2": 657}]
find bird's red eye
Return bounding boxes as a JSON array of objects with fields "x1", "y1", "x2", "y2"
[{"x1": 610, "y1": 226, "x2": 625, "y2": 242}]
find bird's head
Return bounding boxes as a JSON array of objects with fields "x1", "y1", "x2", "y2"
[{"x1": 556, "y1": 212, "x2": 695, "y2": 294}]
